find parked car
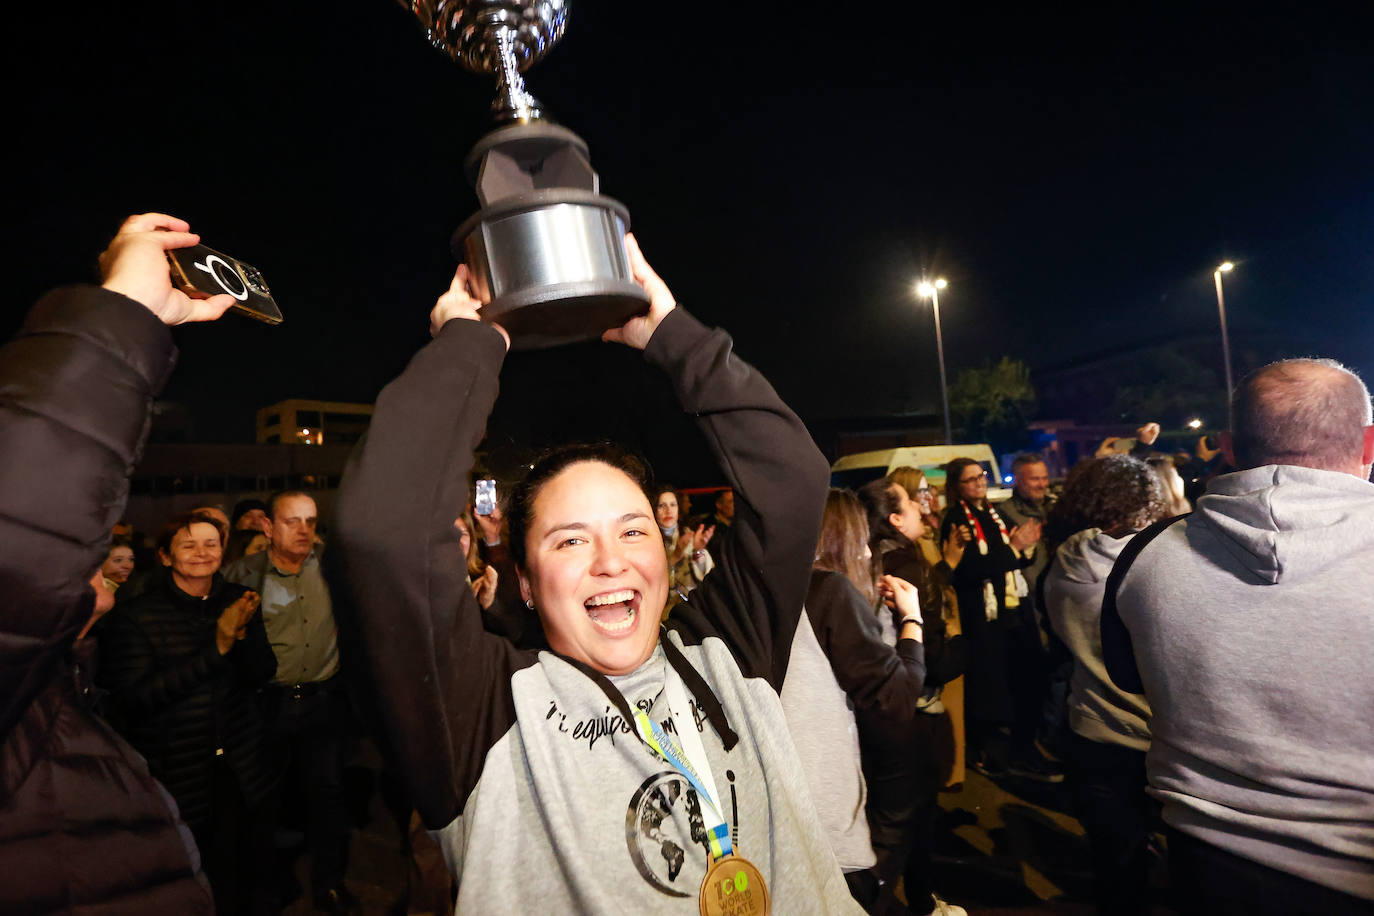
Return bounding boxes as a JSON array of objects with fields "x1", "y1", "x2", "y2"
[{"x1": 829, "y1": 444, "x2": 1012, "y2": 508}]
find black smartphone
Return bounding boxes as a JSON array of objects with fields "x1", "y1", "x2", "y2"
[
  {"x1": 475, "y1": 479, "x2": 497, "y2": 516},
  {"x1": 167, "y1": 243, "x2": 284, "y2": 325}
]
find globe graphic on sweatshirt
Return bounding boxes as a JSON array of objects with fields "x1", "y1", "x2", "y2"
[{"x1": 624, "y1": 771, "x2": 711, "y2": 896}]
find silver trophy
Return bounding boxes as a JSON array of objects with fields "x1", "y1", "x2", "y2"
[{"x1": 402, "y1": 0, "x2": 649, "y2": 349}]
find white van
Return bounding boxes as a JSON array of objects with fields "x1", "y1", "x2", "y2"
[{"x1": 829, "y1": 444, "x2": 1012, "y2": 507}]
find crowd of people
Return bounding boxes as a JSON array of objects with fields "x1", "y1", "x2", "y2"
[{"x1": 2, "y1": 213, "x2": 1371, "y2": 916}]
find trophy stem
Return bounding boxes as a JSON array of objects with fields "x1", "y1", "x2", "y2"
[{"x1": 492, "y1": 29, "x2": 544, "y2": 122}]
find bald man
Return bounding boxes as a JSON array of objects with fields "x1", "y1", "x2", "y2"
[{"x1": 1105, "y1": 359, "x2": 1374, "y2": 913}]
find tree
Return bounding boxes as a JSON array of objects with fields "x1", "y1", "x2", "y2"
[
  {"x1": 949, "y1": 357, "x2": 1037, "y2": 454},
  {"x1": 1106, "y1": 348, "x2": 1226, "y2": 428}
]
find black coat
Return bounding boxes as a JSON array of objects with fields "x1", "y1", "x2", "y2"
[
  {"x1": 0, "y1": 286, "x2": 213, "y2": 913},
  {"x1": 940, "y1": 500, "x2": 1027, "y2": 722},
  {"x1": 875, "y1": 539, "x2": 968, "y2": 688},
  {"x1": 99, "y1": 569, "x2": 278, "y2": 828}
]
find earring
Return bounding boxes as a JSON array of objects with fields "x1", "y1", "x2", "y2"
[{"x1": 525, "y1": 599, "x2": 535, "y2": 610}]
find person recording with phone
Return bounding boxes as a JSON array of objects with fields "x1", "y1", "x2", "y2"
[
  {"x1": 466, "y1": 482, "x2": 547, "y2": 649},
  {"x1": 0, "y1": 212, "x2": 235, "y2": 913}
]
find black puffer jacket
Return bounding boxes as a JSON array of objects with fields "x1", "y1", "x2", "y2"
[
  {"x1": 0, "y1": 286, "x2": 212, "y2": 913},
  {"x1": 99, "y1": 569, "x2": 278, "y2": 828}
]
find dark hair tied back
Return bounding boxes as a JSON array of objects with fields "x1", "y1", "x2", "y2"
[{"x1": 506, "y1": 443, "x2": 655, "y2": 568}]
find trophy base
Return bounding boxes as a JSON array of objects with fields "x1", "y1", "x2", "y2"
[
  {"x1": 484, "y1": 281, "x2": 650, "y2": 350},
  {"x1": 454, "y1": 188, "x2": 649, "y2": 350}
]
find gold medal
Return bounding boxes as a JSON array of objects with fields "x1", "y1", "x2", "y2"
[{"x1": 699, "y1": 854, "x2": 769, "y2": 916}]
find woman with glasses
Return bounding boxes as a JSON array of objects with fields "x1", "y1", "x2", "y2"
[
  {"x1": 939, "y1": 457, "x2": 1041, "y2": 777},
  {"x1": 887, "y1": 466, "x2": 942, "y2": 535}
]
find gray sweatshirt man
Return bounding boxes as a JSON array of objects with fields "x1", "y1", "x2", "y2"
[{"x1": 1109, "y1": 358, "x2": 1374, "y2": 904}]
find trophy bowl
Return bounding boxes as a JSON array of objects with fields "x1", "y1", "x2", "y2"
[
  {"x1": 455, "y1": 191, "x2": 646, "y2": 350},
  {"x1": 402, "y1": 0, "x2": 649, "y2": 349},
  {"x1": 405, "y1": 0, "x2": 568, "y2": 74}
]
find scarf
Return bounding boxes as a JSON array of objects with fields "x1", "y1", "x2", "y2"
[{"x1": 957, "y1": 499, "x2": 1028, "y2": 620}]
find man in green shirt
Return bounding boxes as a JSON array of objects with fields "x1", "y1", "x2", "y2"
[
  {"x1": 995, "y1": 454, "x2": 1064, "y2": 784},
  {"x1": 226, "y1": 491, "x2": 356, "y2": 914}
]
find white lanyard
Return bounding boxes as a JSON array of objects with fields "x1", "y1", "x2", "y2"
[{"x1": 656, "y1": 662, "x2": 730, "y2": 842}]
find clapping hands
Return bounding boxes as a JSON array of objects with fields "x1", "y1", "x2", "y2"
[
  {"x1": 216, "y1": 591, "x2": 261, "y2": 655},
  {"x1": 877, "y1": 575, "x2": 922, "y2": 642}
]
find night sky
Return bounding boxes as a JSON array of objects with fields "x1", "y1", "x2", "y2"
[{"x1": 5, "y1": 3, "x2": 1373, "y2": 481}]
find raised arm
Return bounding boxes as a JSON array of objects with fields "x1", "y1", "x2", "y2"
[
  {"x1": 328, "y1": 266, "x2": 532, "y2": 830},
  {"x1": 612, "y1": 238, "x2": 829, "y2": 690},
  {"x1": 0, "y1": 213, "x2": 232, "y2": 741}
]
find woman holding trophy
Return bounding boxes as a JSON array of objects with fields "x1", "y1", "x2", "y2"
[{"x1": 331, "y1": 236, "x2": 863, "y2": 914}]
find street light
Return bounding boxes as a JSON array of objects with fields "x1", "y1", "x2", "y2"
[
  {"x1": 916, "y1": 277, "x2": 952, "y2": 445},
  {"x1": 1213, "y1": 261, "x2": 1236, "y2": 427}
]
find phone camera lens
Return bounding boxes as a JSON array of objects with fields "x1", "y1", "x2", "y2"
[{"x1": 242, "y1": 265, "x2": 270, "y2": 295}]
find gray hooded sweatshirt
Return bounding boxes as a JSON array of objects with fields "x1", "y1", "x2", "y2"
[
  {"x1": 1044, "y1": 528, "x2": 1151, "y2": 752},
  {"x1": 1113, "y1": 465, "x2": 1374, "y2": 900}
]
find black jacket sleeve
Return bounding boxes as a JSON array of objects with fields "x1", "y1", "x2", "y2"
[
  {"x1": 881, "y1": 547, "x2": 967, "y2": 687},
  {"x1": 329, "y1": 318, "x2": 532, "y2": 830},
  {"x1": 654, "y1": 310, "x2": 831, "y2": 691},
  {"x1": 0, "y1": 286, "x2": 176, "y2": 740},
  {"x1": 98, "y1": 609, "x2": 231, "y2": 718},
  {"x1": 805, "y1": 571, "x2": 924, "y2": 724},
  {"x1": 229, "y1": 603, "x2": 278, "y2": 687}
]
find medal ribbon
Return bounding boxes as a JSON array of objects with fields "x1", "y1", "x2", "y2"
[
  {"x1": 631, "y1": 664, "x2": 733, "y2": 860},
  {"x1": 558, "y1": 634, "x2": 739, "y2": 863}
]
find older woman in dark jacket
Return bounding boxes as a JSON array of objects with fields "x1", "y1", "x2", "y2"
[{"x1": 100, "y1": 510, "x2": 278, "y2": 914}]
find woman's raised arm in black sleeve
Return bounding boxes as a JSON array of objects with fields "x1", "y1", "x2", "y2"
[
  {"x1": 328, "y1": 268, "x2": 535, "y2": 831},
  {"x1": 637, "y1": 309, "x2": 830, "y2": 691},
  {"x1": 592, "y1": 237, "x2": 829, "y2": 692}
]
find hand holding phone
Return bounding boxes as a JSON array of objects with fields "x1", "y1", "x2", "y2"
[
  {"x1": 475, "y1": 479, "x2": 497, "y2": 516},
  {"x1": 167, "y1": 243, "x2": 284, "y2": 325},
  {"x1": 100, "y1": 213, "x2": 238, "y2": 325}
]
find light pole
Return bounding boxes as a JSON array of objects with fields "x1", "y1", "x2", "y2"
[
  {"x1": 917, "y1": 277, "x2": 952, "y2": 445},
  {"x1": 1213, "y1": 261, "x2": 1235, "y2": 427}
]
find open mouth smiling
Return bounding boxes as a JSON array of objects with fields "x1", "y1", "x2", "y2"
[{"x1": 584, "y1": 588, "x2": 641, "y2": 636}]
